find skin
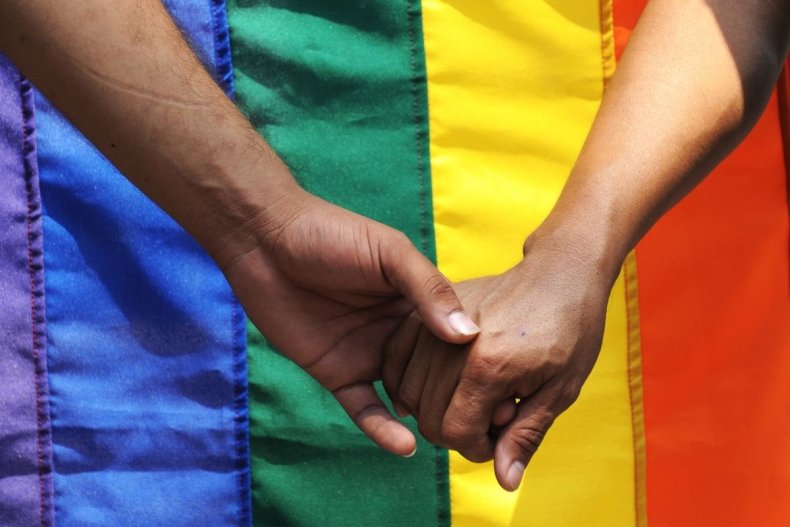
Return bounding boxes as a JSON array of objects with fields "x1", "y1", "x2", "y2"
[
  {"x1": 384, "y1": 0, "x2": 790, "y2": 491},
  {"x1": 0, "y1": 0, "x2": 483, "y2": 457}
]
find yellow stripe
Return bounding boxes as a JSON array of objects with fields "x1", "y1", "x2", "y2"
[{"x1": 422, "y1": 1, "x2": 640, "y2": 525}]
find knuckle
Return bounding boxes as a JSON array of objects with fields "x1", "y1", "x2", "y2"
[
  {"x1": 423, "y1": 273, "x2": 454, "y2": 300},
  {"x1": 509, "y1": 409, "x2": 555, "y2": 456},
  {"x1": 382, "y1": 338, "x2": 400, "y2": 364},
  {"x1": 439, "y1": 420, "x2": 467, "y2": 447},
  {"x1": 455, "y1": 435, "x2": 493, "y2": 463},
  {"x1": 385, "y1": 230, "x2": 411, "y2": 256},
  {"x1": 536, "y1": 335, "x2": 576, "y2": 372},
  {"x1": 544, "y1": 348, "x2": 571, "y2": 374},
  {"x1": 510, "y1": 425, "x2": 547, "y2": 456},
  {"x1": 440, "y1": 414, "x2": 493, "y2": 462},
  {"x1": 466, "y1": 350, "x2": 510, "y2": 385},
  {"x1": 417, "y1": 419, "x2": 439, "y2": 444},
  {"x1": 391, "y1": 229, "x2": 411, "y2": 246},
  {"x1": 458, "y1": 444, "x2": 493, "y2": 464}
]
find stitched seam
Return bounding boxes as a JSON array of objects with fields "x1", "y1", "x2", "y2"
[
  {"x1": 599, "y1": 0, "x2": 616, "y2": 86},
  {"x1": 230, "y1": 297, "x2": 251, "y2": 527},
  {"x1": 20, "y1": 75, "x2": 54, "y2": 527},
  {"x1": 624, "y1": 253, "x2": 647, "y2": 527},
  {"x1": 22, "y1": 80, "x2": 45, "y2": 527},
  {"x1": 601, "y1": 1, "x2": 648, "y2": 525},
  {"x1": 407, "y1": 0, "x2": 429, "y2": 257},
  {"x1": 209, "y1": 0, "x2": 251, "y2": 524},
  {"x1": 624, "y1": 259, "x2": 638, "y2": 524},
  {"x1": 598, "y1": 0, "x2": 616, "y2": 86},
  {"x1": 406, "y1": 2, "x2": 448, "y2": 525},
  {"x1": 210, "y1": 0, "x2": 236, "y2": 96}
]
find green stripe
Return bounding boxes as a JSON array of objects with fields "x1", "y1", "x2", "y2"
[{"x1": 227, "y1": 1, "x2": 447, "y2": 525}]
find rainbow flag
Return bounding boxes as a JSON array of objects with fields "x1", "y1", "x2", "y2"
[{"x1": 1, "y1": 1, "x2": 788, "y2": 525}]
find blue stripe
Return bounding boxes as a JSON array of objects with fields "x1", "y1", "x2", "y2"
[{"x1": 36, "y1": 2, "x2": 248, "y2": 525}]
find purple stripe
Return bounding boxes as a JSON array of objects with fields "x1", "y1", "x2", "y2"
[{"x1": 0, "y1": 55, "x2": 54, "y2": 527}]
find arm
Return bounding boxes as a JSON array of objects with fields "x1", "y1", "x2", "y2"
[
  {"x1": 383, "y1": 0, "x2": 790, "y2": 488},
  {"x1": 0, "y1": 0, "x2": 480, "y2": 455},
  {"x1": 542, "y1": 0, "x2": 790, "y2": 278}
]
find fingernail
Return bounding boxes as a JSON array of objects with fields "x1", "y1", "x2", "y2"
[
  {"x1": 448, "y1": 311, "x2": 480, "y2": 336},
  {"x1": 506, "y1": 461, "x2": 525, "y2": 491},
  {"x1": 402, "y1": 446, "x2": 418, "y2": 458}
]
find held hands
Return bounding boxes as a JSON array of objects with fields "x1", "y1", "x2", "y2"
[
  {"x1": 383, "y1": 232, "x2": 617, "y2": 491},
  {"x1": 216, "y1": 175, "x2": 616, "y2": 492},
  {"x1": 220, "y1": 187, "x2": 480, "y2": 457}
]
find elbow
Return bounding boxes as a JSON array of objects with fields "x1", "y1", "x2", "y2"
[
  {"x1": 735, "y1": 41, "x2": 785, "y2": 130},
  {"x1": 738, "y1": 5, "x2": 790, "y2": 125}
]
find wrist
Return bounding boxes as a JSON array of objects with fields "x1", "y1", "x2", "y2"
[
  {"x1": 184, "y1": 138, "x2": 306, "y2": 271},
  {"x1": 525, "y1": 168, "x2": 646, "y2": 286},
  {"x1": 524, "y1": 214, "x2": 629, "y2": 289}
]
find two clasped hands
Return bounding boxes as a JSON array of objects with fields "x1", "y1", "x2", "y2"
[
  {"x1": 221, "y1": 183, "x2": 618, "y2": 493},
  {"x1": 4, "y1": 0, "x2": 786, "y2": 497}
]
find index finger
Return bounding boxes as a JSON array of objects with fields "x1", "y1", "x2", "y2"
[
  {"x1": 439, "y1": 375, "x2": 502, "y2": 462},
  {"x1": 334, "y1": 382, "x2": 417, "y2": 457},
  {"x1": 382, "y1": 312, "x2": 423, "y2": 413}
]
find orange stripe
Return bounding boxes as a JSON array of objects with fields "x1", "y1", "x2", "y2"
[{"x1": 615, "y1": 2, "x2": 790, "y2": 525}]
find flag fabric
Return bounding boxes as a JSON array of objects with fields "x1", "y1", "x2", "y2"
[{"x1": 0, "y1": 1, "x2": 788, "y2": 526}]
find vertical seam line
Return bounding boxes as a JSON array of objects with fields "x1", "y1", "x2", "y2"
[
  {"x1": 20, "y1": 75, "x2": 54, "y2": 527},
  {"x1": 211, "y1": 0, "x2": 236, "y2": 95},
  {"x1": 406, "y1": 1, "x2": 448, "y2": 525},
  {"x1": 407, "y1": 0, "x2": 429, "y2": 257},
  {"x1": 624, "y1": 252, "x2": 648, "y2": 527},
  {"x1": 601, "y1": 1, "x2": 647, "y2": 525},
  {"x1": 209, "y1": 0, "x2": 250, "y2": 524}
]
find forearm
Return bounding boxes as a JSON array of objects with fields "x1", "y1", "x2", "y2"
[
  {"x1": 0, "y1": 0, "x2": 299, "y2": 267},
  {"x1": 534, "y1": 0, "x2": 790, "y2": 280}
]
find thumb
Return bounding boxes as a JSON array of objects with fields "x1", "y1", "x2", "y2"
[
  {"x1": 382, "y1": 234, "x2": 479, "y2": 344},
  {"x1": 493, "y1": 389, "x2": 557, "y2": 492}
]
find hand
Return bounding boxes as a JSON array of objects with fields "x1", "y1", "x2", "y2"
[
  {"x1": 383, "y1": 231, "x2": 618, "y2": 489},
  {"x1": 222, "y1": 188, "x2": 480, "y2": 457}
]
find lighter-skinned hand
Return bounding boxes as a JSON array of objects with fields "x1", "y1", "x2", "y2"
[{"x1": 223, "y1": 188, "x2": 480, "y2": 457}]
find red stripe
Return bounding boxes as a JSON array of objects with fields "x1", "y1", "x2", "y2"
[{"x1": 614, "y1": 2, "x2": 790, "y2": 525}]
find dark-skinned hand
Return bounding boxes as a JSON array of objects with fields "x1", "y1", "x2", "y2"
[{"x1": 383, "y1": 233, "x2": 615, "y2": 490}]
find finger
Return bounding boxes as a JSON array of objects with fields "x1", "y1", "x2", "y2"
[
  {"x1": 397, "y1": 329, "x2": 434, "y2": 417},
  {"x1": 439, "y1": 375, "x2": 502, "y2": 462},
  {"x1": 382, "y1": 312, "x2": 423, "y2": 414},
  {"x1": 417, "y1": 343, "x2": 465, "y2": 444},
  {"x1": 491, "y1": 399, "x2": 518, "y2": 428},
  {"x1": 304, "y1": 317, "x2": 399, "y2": 392},
  {"x1": 493, "y1": 389, "x2": 557, "y2": 492},
  {"x1": 334, "y1": 382, "x2": 417, "y2": 457},
  {"x1": 381, "y1": 236, "x2": 479, "y2": 344}
]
